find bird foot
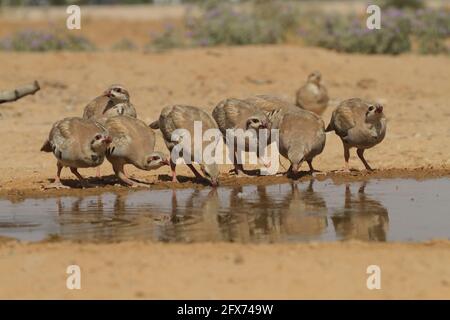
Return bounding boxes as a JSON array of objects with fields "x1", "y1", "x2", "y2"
[
  {"x1": 80, "y1": 181, "x2": 97, "y2": 189},
  {"x1": 228, "y1": 168, "x2": 249, "y2": 177},
  {"x1": 130, "y1": 182, "x2": 151, "y2": 188},
  {"x1": 333, "y1": 168, "x2": 359, "y2": 175},
  {"x1": 42, "y1": 182, "x2": 70, "y2": 190},
  {"x1": 310, "y1": 170, "x2": 325, "y2": 177}
]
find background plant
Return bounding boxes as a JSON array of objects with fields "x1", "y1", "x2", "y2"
[{"x1": 0, "y1": 29, "x2": 95, "y2": 52}]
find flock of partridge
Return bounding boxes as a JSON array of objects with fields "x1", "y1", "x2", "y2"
[{"x1": 40, "y1": 71, "x2": 387, "y2": 189}]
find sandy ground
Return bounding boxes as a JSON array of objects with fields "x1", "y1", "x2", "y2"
[
  {"x1": 1, "y1": 10, "x2": 450, "y2": 298},
  {"x1": 0, "y1": 239, "x2": 449, "y2": 299}
]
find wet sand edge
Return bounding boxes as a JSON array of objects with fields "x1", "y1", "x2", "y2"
[{"x1": 2, "y1": 167, "x2": 450, "y2": 201}]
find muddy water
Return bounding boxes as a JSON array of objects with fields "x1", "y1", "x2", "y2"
[{"x1": 0, "y1": 178, "x2": 449, "y2": 243}]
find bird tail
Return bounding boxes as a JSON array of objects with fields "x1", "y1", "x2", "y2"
[
  {"x1": 40, "y1": 139, "x2": 52, "y2": 152},
  {"x1": 149, "y1": 120, "x2": 160, "y2": 130},
  {"x1": 325, "y1": 119, "x2": 334, "y2": 132}
]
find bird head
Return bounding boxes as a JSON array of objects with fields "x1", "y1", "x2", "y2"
[
  {"x1": 104, "y1": 84, "x2": 130, "y2": 103},
  {"x1": 200, "y1": 163, "x2": 219, "y2": 187},
  {"x1": 365, "y1": 103, "x2": 384, "y2": 122},
  {"x1": 308, "y1": 71, "x2": 322, "y2": 85},
  {"x1": 246, "y1": 114, "x2": 269, "y2": 131},
  {"x1": 91, "y1": 133, "x2": 112, "y2": 152},
  {"x1": 145, "y1": 152, "x2": 169, "y2": 170}
]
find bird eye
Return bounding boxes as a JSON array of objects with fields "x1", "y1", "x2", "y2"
[
  {"x1": 95, "y1": 134, "x2": 102, "y2": 140},
  {"x1": 368, "y1": 106, "x2": 374, "y2": 111}
]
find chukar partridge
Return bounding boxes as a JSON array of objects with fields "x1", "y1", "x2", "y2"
[
  {"x1": 295, "y1": 71, "x2": 329, "y2": 115},
  {"x1": 104, "y1": 116, "x2": 169, "y2": 187},
  {"x1": 325, "y1": 98, "x2": 386, "y2": 171},
  {"x1": 212, "y1": 98, "x2": 269, "y2": 176},
  {"x1": 83, "y1": 84, "x2": 136, "y2": 177},
  {"x1": 40, "y1": 117, "x2": 111, "y2": 189},
  {"x1": 83, "y1": 84, "x2": 137, "y2": 120},
  {"x1": 150, "y1": 105, "x2": 220, "y2": 187},
  {"x1": 268, "y1": 107, "x2": 326, "y2": 175}
]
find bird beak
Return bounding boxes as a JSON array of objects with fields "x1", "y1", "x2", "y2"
[
  {"x1": 375, "y1": 106, "x2": 383, "y2": 113},
  {"x1": 162, "y1": 159, "x2": 170, "y2": 166},
  {"x1": 104, "y1": 90, "x2": 112, "y2": 98},
  {"x1": 211, "y1": 181, "x2": 218, "y2": 188},
  {"x1": 103, "y1": 136, "x2": 112, "y2": 144}
]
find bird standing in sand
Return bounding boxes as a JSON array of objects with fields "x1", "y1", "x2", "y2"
[
  {"x1": 104, "y1": 116, "x2": 169, "y2": 187},
  {"x1": 82, "y1": 84, "x2": 137, "y2": 120},
  {"x1": 150, "y1": 105, "x2": 220, "y2": 186},
  {"x1": 295, "y1": 71, "x2": 329, "y2": 115},
  {"x1": 40, "y1": 117, "x2": 112, "y2": 189},
  {"x1": 268, "y1": 107, "x2": 326, "y2": 175},
  {"x1": 325, "y1": 98, "x2": 386, "y2": 172},
  {"x1": 212, "y1": 98, "x2": 269, "y2": 176}
]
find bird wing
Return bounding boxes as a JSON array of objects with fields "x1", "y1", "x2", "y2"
[
  {"x1": 83, "y1": 96, "x2": 108, "y2": 119},
  {"x1": 104, "y1": 117, "x2": 132, "y2": 157},
  {"x1": 331, "y1": 105, "x2": 356, "y2": 136},
  {"x1": 247, "y1": 95, "x2": 295, "y2": 113},
  {"x1": 49, "y1": 118, "x2": 83, "y2": 160},
  {"x1": 213, "y1": 99, "x2": 251, "y2": 131},
  {"x1": 124, "y1": 102, "x2": 137, "y2": 118}
]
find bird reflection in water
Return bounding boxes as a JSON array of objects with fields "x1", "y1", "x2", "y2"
[
  {"x1": 331, "y1": 182, "x2": 389, "y2": 241},
  {"x1": 152, "y1": 180, "x2": 328, "y2": 243},
  {"x1": 47, "y1": 180, "x2": 388, "y2": 243}
]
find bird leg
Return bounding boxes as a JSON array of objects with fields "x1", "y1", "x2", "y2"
[
  {"x1": 230, "y1": 151, "x2": 247, "y2": 176},
  {"x1": 70, "y1": 167, "x2": 94, "y2": 188},
  {"x1": 95, "y1": 166, "x2": 101, "y2": 178},
  {"x1": 284, "y1": 163, "x2": 293, "y2": 176},
  {"x1": 187, "y1": 164, "x2": 204, "y2": 180},
  {"x1": 170, "y1": 159, "x2": 179, "y2": 183},
  {"x1": 44, "y1": 162, "x2": 70, "y2": 189},
  {"x1": 307, "y1": 160, "x2": 320, "y2": 173},
  {"x1": 357, "y1": 148, "x2": 373, "y2": 171},
  {"x1": 340, "y1": 142, "x2": 351, "y2": 173},
  {"x1": 307, "y1": 160, "x2": 323, "y2": 177},
  {"x1": 112, "y1": 162, "x2": 148, "y2": 188}
]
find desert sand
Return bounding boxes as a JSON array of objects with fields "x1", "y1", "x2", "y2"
[
  {"x1": 1, "y1": 239, "x2": 450, "y2": 299},
  {"x1": 1, "y1": 10, "x2": 450, "y2": 299}
]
